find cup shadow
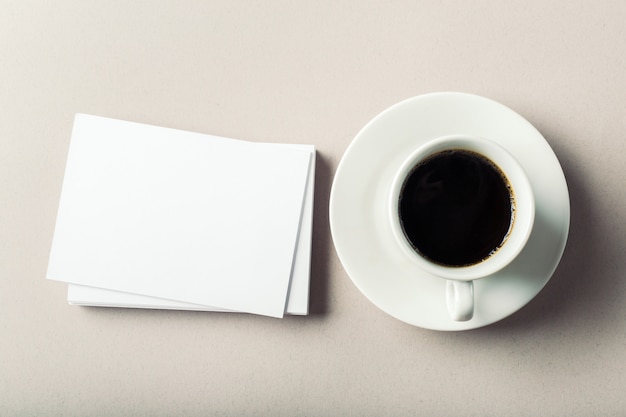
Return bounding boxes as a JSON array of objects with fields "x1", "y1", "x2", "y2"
[{"x1": 475, "y1": 132, "x2": 610, "y2": 333}]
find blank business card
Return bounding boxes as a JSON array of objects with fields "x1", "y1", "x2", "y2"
[{"x1": 47, "y1": 114, "x2": 313, "y2": 318}]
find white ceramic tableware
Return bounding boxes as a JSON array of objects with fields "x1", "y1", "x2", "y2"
[
  {"x1": 329, "y1": 92, "x2": 570, "y2": 331},
  {"x1": 388, "y1": 135, "x2": 535, "y2": 321}
]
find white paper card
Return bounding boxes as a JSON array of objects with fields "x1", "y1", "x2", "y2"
[
  {"x1": 47, "y1": 114, "x2": 312, "y2": 318},
  {"x1": 66, "y1": 144, "x2": 315, "y2": 315}
]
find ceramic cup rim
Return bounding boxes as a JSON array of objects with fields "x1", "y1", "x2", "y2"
[{"x1": 388, "y1": 134, "x2": 535, "y2": 281}]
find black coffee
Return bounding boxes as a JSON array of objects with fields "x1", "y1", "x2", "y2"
[{"x1": 398, "y1": 149, "x2": 514, "y2": 267}]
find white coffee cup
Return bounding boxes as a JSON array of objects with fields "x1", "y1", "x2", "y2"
[{"x1": 388, "y1": 135, "x2": 535, "y2": 321}]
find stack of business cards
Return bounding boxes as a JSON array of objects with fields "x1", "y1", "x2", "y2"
[{"x1": 47, "y1": 114, "x2": 315, "y2": 318}]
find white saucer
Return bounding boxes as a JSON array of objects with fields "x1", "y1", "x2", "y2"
[{"x1": 329, "y1": 92, "x2": 570, "y2": 331}]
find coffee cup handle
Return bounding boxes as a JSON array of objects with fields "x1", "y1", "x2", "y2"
[{"x1": 446, "y1": 280, "x2": 474, "y2": 321}]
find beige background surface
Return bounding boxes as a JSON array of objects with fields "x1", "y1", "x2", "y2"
[{"x1": 1, "y1": 1, "x2": 625, "y2": 415}]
